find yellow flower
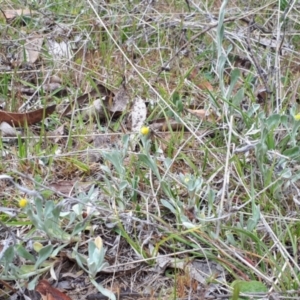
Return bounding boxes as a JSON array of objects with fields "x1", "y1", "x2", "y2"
[
  {"x1": 294, "y1": 114, "x2": 300, "y2": 121},
  {"x1": 184, "y1": 176, "x2": 190, "y2": 183},
  {"x1": 140, "y1": 126, "x2": 150, "y2": 135},
  {"x1": 19, "y1": 198, "x2": 28, "y2": 208}
]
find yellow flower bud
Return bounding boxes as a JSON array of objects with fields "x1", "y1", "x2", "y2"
[
  {"x1": 19, "y1": 198, "x2": 28, "y2": 208},
  {"x1": 294, "y1": 113, "x2": 300, "y2": 121},
  {"x1": 95, "y1": 236, "x2": 103, "y2": 250},
  {"x1": 184, "y1": 176, "x2": 190, "y2": 183},
  {"x1": 140, "y1": 126, "x2": 150, "y2": 135}
]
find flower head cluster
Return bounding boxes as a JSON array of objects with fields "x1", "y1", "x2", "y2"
[
  {"x1": 140, "y1": 126, "x2": 150, "y2": 135},
  {"x1": 19, "y1": 198, "x2": 28, "y2": 208}
]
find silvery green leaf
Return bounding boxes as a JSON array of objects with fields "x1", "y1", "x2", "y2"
[
  {"x1": 227, "y1": 69, "x2": 240, "y2": 98},
  {"x1": 16, "y1": 244, "x2": 35, "y2": 262},
  {"x1": 138, "y1": 154, "x2": 160, "y2": 179},
  {"x1": 182, "y1": 221, "x2": 196, "y2": 229},
  {"x1": 44, "y1": 201, "x2": 55, "y2": 219},
  {"x1": 51, "y1": 243, "x2": 69, "y2": 257},
  {"x1": 73, "y1": 248, "x2": 88, "y2": 272},
  {"x1": 161, "y1": 199, "x2": 176, "y2": 215},
  {"x1": 88, "y1": 261, "x2": 97, "y2": 277},
  {"x1": 72, "y1": 221, "x2": 87, "y2": 236},
  {"x1": 35, "y1": 245, "x2": 53, "y2": 269},
  {"x1": 90, "y1": 278, "x2": 116, "y2": 300}
]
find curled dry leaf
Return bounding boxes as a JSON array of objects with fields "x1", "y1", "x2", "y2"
[
  {"x1": 42, "y1": 83, "x2": 62, "y2": 93},
  {"x1": 257, "y1": 87, "x2": 268, "y2": 103},
  {"x1": 19, "y1": 83, "x2": 63, "y2": 96},
  {"x1": 0, "y1": 122, "x2": 19, "y2": 136},
  {"x1": 21, "y1": 34, "x2": 44, "y2": 64},
  {"x1": 131, "y1": 97, "x2": 147, "y2": 132},
  {"x1": 36, "y1": 279, "x2": 72, "y2": 300},
  {"x1": 61, "y1": 82, "x2": 129, "y2": 120},
  {"x1": 154, "y1": 257, "x2": 225, "y2": 286},
  {"x1": 61, "y1": 83, "x2": 114, "y2": 117},
  {"x1": 109, "y1": 82, "x2": 130, "y2": 113},
  {"x1": 197, "y1": 80, "x2": 213, "y2": 91},
  {"x1": 48, "y1": 180, "x2": 93, "y2": 195},
  {"x1": 186, "y1": 108, "x2": 217, "y2": 123},
  {"x1": 50, "y1": 75, "x2": 62, "y2": 84},
  {"x1": 189, "y1": 68, "x2": 213, "y2": 91},
  {"x1": 61, "y1": 84, "x2": 130, "y2": 118},
  {"x1": 48, "y1": 123, "x2": 66, "y2": 143},
  {"x1": 149, "y1": 118, "x2": 186, "y2": 132},
  {"x1": 1, "y1": 8, "x2": 34, "y2": 20},
  {"x1": 0, "y1": 105, "x2": 56, "y2": 127},
  {"x1": 46, "y1": 39, "x2": 73, "y2": 66}
]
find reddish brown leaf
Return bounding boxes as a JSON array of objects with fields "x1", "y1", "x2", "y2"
[
  {"x1": 189, "y1": 67, "x2": 213, "y2": 91},
  {"x1": 196, "y1": 80, "x2": 213, "y2": 91},
  {"x1": 0, "y1": 105, "x2": 56, "y2": 127},
  {"x1": 36, "y1": 279, "x2": 72, "y2": 300}
]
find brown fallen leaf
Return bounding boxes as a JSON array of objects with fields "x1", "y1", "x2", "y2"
[
  {"x1": 21, "y1": 34, "x2": 44, "y2": 64},
  {"x1": 186, "y1": 108, "x2": 217, "y2": 122},
  {"x1": 108, "y1": 81, "x2": 130, "y2": 113},
  {"x1": 257, "y1": 87, "x2": 268, "y2": 103},
  {"x1": 0, "y1": 105, "x2": 56, "y2": 127},
  {"x1": 0, "y1": 122, "x2": 19, "y2": 136},
  {"x1": 149, "y1": 118, "x2": 186, "y2": 132},
  {"x1": 189, "y1": 67, "x2": 213, "y2": 91},
  {"x1": 61, "y1": 83, "x2": 114, "y2": 117},
  {"x1": 61, "y1": 81, "x2": 130, "y2": 121},
  {"x1": 47, "y1": 123, "x2": 66, "y2": 143},
  {"x1": 197, "y1": 80, "x2": 213, "y2": 91},
  {"x1": 48, "y1": 180, "x2": 93, "y2": 194},
  {"x1": 1, "y1": 8, "x2": 34, "y2": 20},
  {"x1": 36, "y1": 279, "x2": 72, "y2": 300},
  {"x1": 18, "y1": 83, "x2": 67, "y2": 99}
]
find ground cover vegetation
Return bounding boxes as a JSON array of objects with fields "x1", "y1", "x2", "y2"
[{"x1": 0, "y1": 0, "x2": 300, "y2": 299}]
